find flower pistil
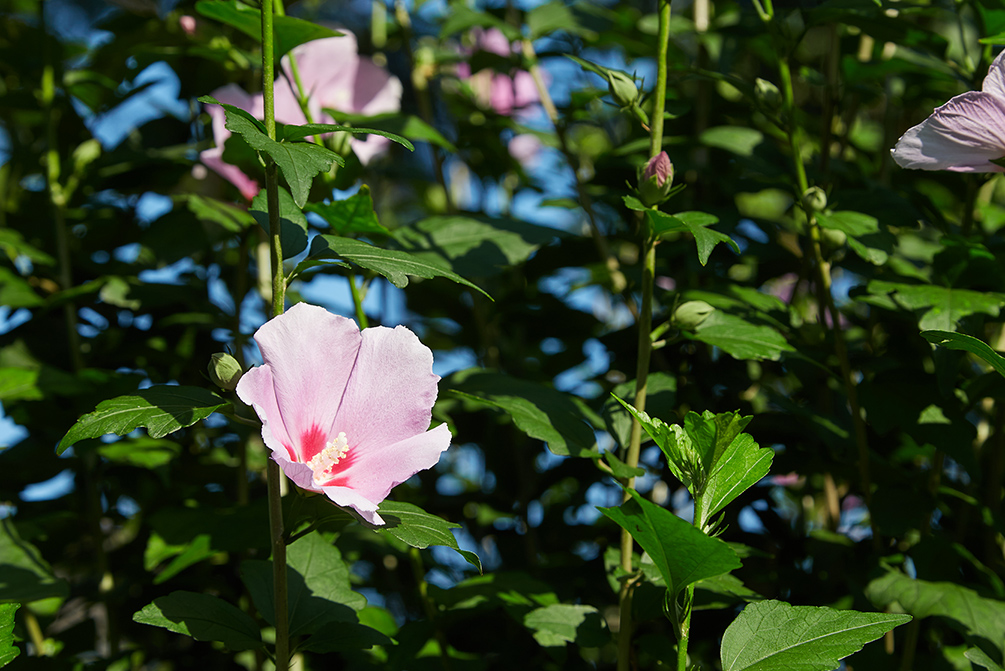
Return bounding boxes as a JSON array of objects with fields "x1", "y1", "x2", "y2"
[{"x1": 307, "y1": 432, "x2": 350, "y2": 484}]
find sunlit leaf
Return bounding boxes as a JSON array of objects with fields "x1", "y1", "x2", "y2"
[
  {"x1": 921, "y1": 330, "x2": 1005, "y2": 378},
  {"x1": 0, "y1": 603, "x2": 19, "y2": 667},
  {"x1": 133, "y1": 591, "x2": 263, "y2": 650},
  {"x1": 374, "y1": 501, "x2": 482, "y2": 572}
]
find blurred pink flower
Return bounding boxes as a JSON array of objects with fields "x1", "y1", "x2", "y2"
[
  {"x1": 457, "y1": 28, "x2": 539, "y2": 115},
  {"x1": 508, "y1": 134, "x2": 543, "y2": 165},
  {"x1": 236, "y1": 303, "x2": 451, "y2": 525},
  {"x1": 179, "y1": 15, "x2": 197, "y2": 35},
  {"x1": 200, "y1": 30, "x2": 402, "y2": 199},
  {"x1": 892, "y1": 51, "x2": 1005, "y2": 172}
]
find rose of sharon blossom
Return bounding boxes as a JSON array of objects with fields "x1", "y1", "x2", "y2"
[
  {"x1": 891, "y1": 51, "x2": 1005, "y2": 172},
  {"x1": 199, "y1": 30, "x2": 402, "y2": 199},
  {"x1": 457, "y1": 28, "x2": 539, "y2": 115},
  {"x1": 236, "y1": 303, "x2": 451, "y2": 525}
]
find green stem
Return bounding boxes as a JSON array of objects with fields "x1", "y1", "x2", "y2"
[
  {"x1": 410, "y1": 547, "x2": 452, "y2": 670},
  {"x1": 349, "y1": 273, "x2": 369, "y2": 329},
  {"x1": 261, "y1": 2, "x2": 289, "y2": 669},
  {"x1": 619, "y1": 3, "x2": 671, "y2": 669},
  {"x1": 676, "y1": 586, "x2": 693, "y2": 671}
]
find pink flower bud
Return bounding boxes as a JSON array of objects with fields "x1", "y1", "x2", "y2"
[
  {"x1": 180, "y1": 15, "x2": 197, "y2": 35},
  {"x1": 644, "y1": 151, "x2": 673, "y2": 186}
]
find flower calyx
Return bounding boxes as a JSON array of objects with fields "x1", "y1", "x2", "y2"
[{"x1": 638, "y1": 151, "x2": 675, "y2": 207}]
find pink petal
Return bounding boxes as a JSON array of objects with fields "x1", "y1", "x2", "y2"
[
  {"x1": 200, "y1": 84, "x2": 263, "y2": 200},
  {"x1": 235, "y1": 364, "x2": 295, "y2": 462},
  {"x1": 236, "y1": 303, "x2": 362, "y2": 463},
  {"x1": 475, "y1": 28, "x2": 512, "y2": 58},
  {"x1": 319, "y1": 424, "x2": 452, "y2": 525},
  {"x1": 489, "y1": 74, "x2": 517, "y2": 114},
  {"x1": 512, "y1": 70, "x2": 539, "y2": 109},
  {"x1": 352, "y1": 59, "x2": 403, "y2": 116},
  {"x1": 333, "y1": 324, "x2": 440, "y2": 451},
  {"x1": 891, "y1": 91, "x2": 1005, "y2": 172},
  {"x1": 983, "y1": 50, "x2": 1005, "y2": 100}
]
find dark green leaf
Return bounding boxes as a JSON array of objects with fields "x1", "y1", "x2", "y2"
[
  {"x1": 698, "y1": 433, "x2": 773, "y2": 529},
  {"x1": 195, "y1": 0, "x2": 341, "y2": 59},
  {"x1": 133, "y1": 591, "x2": 262, "y2": 650},
  {"x1": 58, "y1": 386, "x2": 228, "y2": 454},
  {"x1": 690, "y1": 312, "x2": 794, "y2": 361},
  {"x1": 280, "y1": 122, "x2": 414, "y2": 151},
  {"x1": 522, "y1": 604, "x2": 607, "y2": 647},
  {"x1": 320, "y1": 112, "x2": 456, "y2": 152},
  {"x1": 966, "y1": 647, "x2": 1005, "y2": 671},
  {"x1": 98, "y1": 437, "x2": 181, "y2": 469},
  {"x1": 599, "y1": 489, "x2": 740, "y2": 596},
  {"x1": 251, "y1": 186, "x2": 309, "y2": 258},
  {"x1": 721, "y1": 600, "x2": 911, "y2": 671},
  {"x1": 921, "y1": 330, "x2": 1005, "y2": 378},
  {"x1": 306, "y1": 234, "x2": 490, "y2": 298},
  {"x1": 0, "y1": 603, "x2": 18, "y2": 667},
  {"x1": 375, "y1": 501, "x2": 482, "y2": 572},
  {"x1": 816, "y1": 211, "x2": 880, "y2": 236},
  {"x1": 177, "y1": 193, "x2": 256, "y2": 233},
  {"x1": 0, "y1": 518, "x2": 68, "y2": 603},
  {"x1": 305, "y1": 186, "x2": 390, "y2": 236},
  {"x1": 299, "y1": 621, "x2": 394, "y2": 653},
  {"x1": 647, "y1": 210, "x2": 740, "y2": 264},
  {"x1": 0, "y1": 268, "x2": 43, "y2": 308}
]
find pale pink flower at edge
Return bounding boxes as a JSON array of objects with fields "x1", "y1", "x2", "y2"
[
  {"x1": 235, "y1": 303, "x2": 451, "y2": 525},
  {"x1": 457, "y1": 27, "x2": 540, "y2": 116},
  {"x1": 891, "y1": 50, "x2": 1005, "y2": 172}
]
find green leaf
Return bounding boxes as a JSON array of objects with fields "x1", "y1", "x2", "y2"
[
  {"x1": 0, "y1": 268, "x2": 43, "y2": 308},
  {"x1": 647, "y1": 210, "x2": 740, "y2": 265},
  {"x1": 866, "y1": 571, "x2": 1005, "y2": 651},
  {"x1": 305, "y1": 186, "x2": 390, "y2": 236},
  {"x1": 599, "y1": 489, "x2": 740, "y2": 597},
  {"x1": 299, "y1": 621, "x2": 394, "y2": 653},
  {"x1": 201, "y1": 95, "x2": 344, "y2": 208},
  {"x1": 0, "y1": 518, "x2": 69, "y2": 603},
  {"x1": 58, "y1": 386, "x2": 228, "y2": 454},
  {"x1": 280, "y1": 122, "x2": 414, "y2": 151},
  {"x1": 0, "y1": 228, "x2": 55, "y2": 265},
  {"x1": 133, "y1": 591, "x2": 262, "y2": 650},
  {"x1": 720, "y1": 600, "x2": 911, "y2": 671},
  {"x1": 698, "y1": 433, "x2": 773, "y2": 529},
  {"x1": 320, "y1": 112, "x2": 456, "y2": 152},
  {"x1": 177, "y1": 193, "x2": 256, "y2": 233},
  {"x1": 522, "y1": 604, "x2": 607, "y2": 647},
  {"x1": 449, "y1": 370, "x2": 596, "y2": 458},
  {"x1": 868, "y1": 280, "x2": 1005, "y2": 331},
  {"x1": 816, "y1": 211, "x2": 880, "y2": 236},
  {"x1": 98, "y1": 437, "x2": 181, "y2": 469},
  {"x1": 439, "y1": 5, "x2": 519, "y2": 40},
  {"x1": 240, "y1": 531, "x2": 365, "y2": 639},
  {"x1": 394, "y1": 215, "x2": 562, "y2": 278},
  {"x1": 614, "y1": 397, "x2": 699, "y2": 492},
  {"x1": 966, "y1": 647, "x2": 1005, "y2": 671},
  {"x1": 375, "y1": 501, "x2": 482, "y2": 572},
  {"x1": 700, "y1": 126, "x2": 764, "y2": 156},
  {"x1": 251, "y1": 186, "x2": 309, "y2": 258},
  {"x1": 921, "y1": 330, "x2": 1005, "y2": 378},
  {"x1": 195, "y1": 0, "x2": 340, "y2": 59},
  {"x1": 623, "y1": 195, "x2": 649, "y2": 212},
  {"x1": 305, "y1": 234, "x2": 490, "y2": 298},
  {"x1": 527, "y1": 0, "x2": 583, "y2": 39},
  {"x1": 0, "y1": 368, "x2": 41, "y2": 402},
  {"x1": 0, "y1": 603, "x2": 18, "y2": 667},
  {"x1": 690, "y1": 312, "x2": 794, "y2": 361}
]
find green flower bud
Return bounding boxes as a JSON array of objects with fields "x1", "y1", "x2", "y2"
[
  {"x1": 638, "y1": 151, "x2": 674, "y2": 207},
  {"x1": 754, "y1": 78, "x2": 782, "y2": 111},
  {"x1": 208, "y1": 353, "x2": 243, "y2": 391},
  {"x1": 674, "y1": 300, "x2": 715, "y2": 329},
  {"x1": 606, "y1": 70, "x2": 640, "y2": 108},
  {"x1": 802, "y1": 186, "x2": 827, "y2": 213}
]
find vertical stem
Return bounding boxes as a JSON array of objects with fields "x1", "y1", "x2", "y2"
[
  {"x1": 618, "y1": 3, "x2": 671, "y2": 670},
  {"x1": 260, "y1": 2, "x2": 289, "y2": 669},
  {"x1": 349, "y1": 274, "x2": 369, "y2": 329},
  {"x1": 410, "y1": 547, "x2": 452, "y2": 670},
  {"x1": 676, "y1": 586, "x2": 693, "y2": 671}
]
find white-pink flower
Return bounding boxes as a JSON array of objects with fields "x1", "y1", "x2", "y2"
[
  {"x1": 457, "y1": 28, "x2": 539, "y2": 116},
  {"x1": 891, "y1": 51, "x2": 1005, "y2": 172},
  {"x1": 236, "y1": 303, "x2": 451, "y2": 525},
  {"x1": 199, "y1": 30, "x2": 403, "y2": 199}
]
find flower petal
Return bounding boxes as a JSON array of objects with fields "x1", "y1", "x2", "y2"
[
  {"x1": 983, "y1": 51, "x2": 1005, "y2": 100},
  {"x1": 235, "y1": 363, "x2": 295, "y2": 462},
  {"x1": 237, "y1": 303, "x2": 362, "y2": 463},
  {"x1": 320, "y1": 423, "x2": 452, "y2": 523},
  {"x1": 200, "y1": 84, "x2": 262, "y2": 200},
  {"x1": 318, "y1": 485, "x2": 386, "y2": 525},
  {"x1": 334, "y1": 324, "x2": 440, "y2": 452},
  {"x1": 891, "y1": 91, "x2": 1005, "y2": 171}
]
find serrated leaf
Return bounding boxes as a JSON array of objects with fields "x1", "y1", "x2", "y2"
[
  {"x1": 866, "y1": 571, "x2": 1005, "y2": 651},
  {"x1": 306, "y1": 186, "x2": 390, "y2": 236},
  {"x1": 321, "y1": 112, "x2": 456, "y2": 152},
  {"x1": 966, "y1": 647, "x2": 1005, "y2": 671},
  {"x1": 251, "y1": 186, "x2": 308, "y2": 258},
  {"x1": 306, "y1": 234, "x2": 490, "y2": 298},
  {"x1": 58, "y1": 386, "x2": 228, "y2": 454},
  {"x1": 195, "y1": 0, "x2": 340, "y2": 59},
  {"x1": 614, "y1": 396, "x2": 698, "y2": 491},
  {"x1": 280, "y1": 122, "x2": 414, "y2": 151},
  {"x1": 449, "y1": 370, "x2": 596, "y2": 458},
  {"x1": 177, "y1": 193, "x2": 255, "y2": 232},
  {"x1": 868, "y1": 280, "x2": 1005, "y2": 331},
  {"x1": 375, "y1": 501, "x2": 481, "y2": 572},
  {"x1": 599, "y1": 489, "x2": 740, "y2": 596},
  {"x1": 0, "y1": 603, "x2": 19, "y2": 667},
  {"x1": 133, "y1": 591, "x2": 262, "y2": 650},
  {"x1": 816, "y1": 211, "x2": 879, "y2": 236},
  {"x1": 721, "y1": 600, "x2": 911, "y2": 671},
  {"x1": 240, "y1": 531, "x2": 365, "y2": 638},
  {"x1": 690, "y1": 312, "x2": 794, "y2": 361},
  {"x1": 522, "y1": 604, "x2": 606, "y2": 647},
  {"x1": 698, "y1": 434, "x2": 773, "y2": 529},
  {"x1": 647, "y1": 210, "x2": 740, "y2": 265},
  {"x1": 921, "y1": 330, "x2": 1005, "y2": 378}
]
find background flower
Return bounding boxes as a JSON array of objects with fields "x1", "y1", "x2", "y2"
[
  {"x1": 457, "y1": 27, "x2": 539, "y2": 115},
  {"x1": 891, "y1": 51, "x2": 1005, "y2": 172},
  {"x1": 236, "y1": 303, "x2": 450, "y2": 525}
]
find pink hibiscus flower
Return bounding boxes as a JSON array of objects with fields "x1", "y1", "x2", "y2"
[
  {"x1": 457, "y1": 28, "x2": 539, "y2": 115},
  {"x1": 236, "y1": 303, "x2": 451, "y2": 525},
  {"x1": 199, "y1": 30, "x2": 403, "y2": 199},
  {"x1": 891, "y1": 51, "x2": 1005, "y2": 172}
]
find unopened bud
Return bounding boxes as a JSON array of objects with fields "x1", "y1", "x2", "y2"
[
  {"x1": 802, "y1": 186, "x2": 827, "y2": 213},
  {"x1": 754, "y1": 78, "x2": 782, "y2": 111},
  {"x1": 208, "y1": 353, "x2": 243, "y2": 391},
  {"x1": 606, "y1": 70, "x2": 640, "y2": 108},
  {"x1": 638, "y1": 151, "x2": 674, "y2": 207},
  {"x1": 674, "y1": 300, "x2": 715, "y2": 329}
]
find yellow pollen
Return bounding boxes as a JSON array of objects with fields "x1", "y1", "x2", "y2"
[{"x1": 307, "y1": 432, "x2": 349, "y2": 484}]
